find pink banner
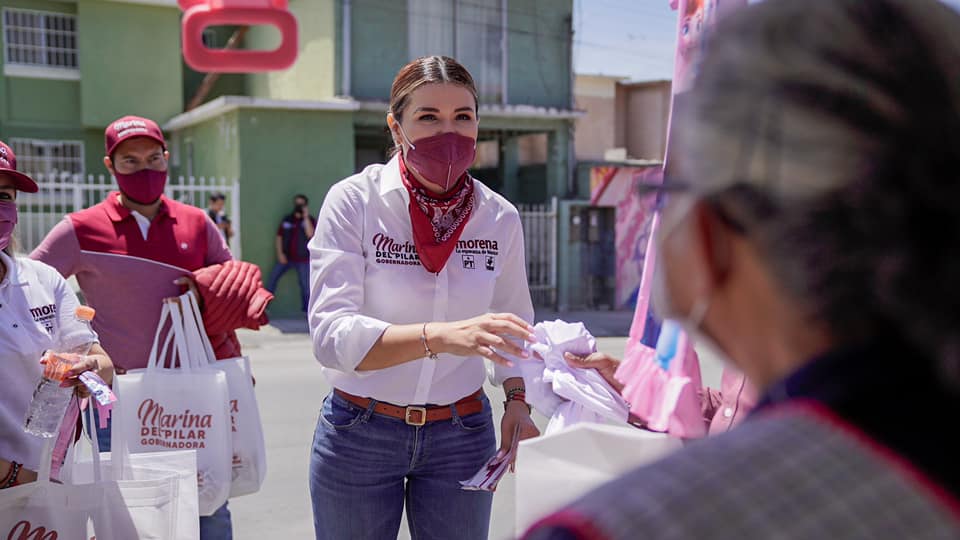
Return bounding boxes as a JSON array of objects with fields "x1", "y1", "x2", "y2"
[
  {"x1": 671, "y1": 0, "x2": 749, "y2": 93},
  {"x1": 613, "y1": 0, "x2": 755, "y2": 437}
]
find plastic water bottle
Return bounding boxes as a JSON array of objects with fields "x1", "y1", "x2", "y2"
[{"x1": 23, "y1": 306, "x2": 97, "y2": 437}]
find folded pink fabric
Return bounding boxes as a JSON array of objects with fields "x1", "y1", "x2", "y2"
[{"x1": 617, "y1": 329, "x2": 706, "y2": 438}]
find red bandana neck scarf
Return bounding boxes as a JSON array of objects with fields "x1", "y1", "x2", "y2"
[{"x1": 399, "y1": 155, "x2": 475, "y2": 273}]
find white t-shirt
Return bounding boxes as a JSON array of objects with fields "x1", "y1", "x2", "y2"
[
  {"x1": 309, "y1": 156, "x2": 535, "y2": 406},
  {"x1": 131, "y1": 210, "x2": 152, "y2": 240},
  {"x1": 0, "y1": 251, "x2": 98, "y2": 471}
]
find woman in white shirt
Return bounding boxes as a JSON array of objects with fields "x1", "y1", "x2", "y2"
[
  {"x1": 308, "y1": 56, "x2": 540, "y2": 540},
  {"x1": 0, "y1": 140, "x2": 113, "y2": 489}
]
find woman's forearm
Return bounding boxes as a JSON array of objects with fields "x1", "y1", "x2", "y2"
[{"x1": 357, "y1": 323, "x2": 435, "y2": 371}]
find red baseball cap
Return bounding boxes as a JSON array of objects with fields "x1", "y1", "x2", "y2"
[
  {"x1": 0, "y1": 141, "x2": 39, "y2": 193},
  {"x1": 104, "y1": 115, "x2": 166, "y2": 157}
]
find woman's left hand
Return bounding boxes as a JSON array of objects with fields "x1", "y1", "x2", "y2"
[
  {"x1": 498, "y1": 401, "x2": 540, "y2": 466},
  {"x1": 42, "y1": 347, "x2": 114, "y2": 397}
]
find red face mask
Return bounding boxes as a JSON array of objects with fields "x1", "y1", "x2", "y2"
[
  {"x1": 399, "y1": 127, "x2": 477, "y2": 192},
  {"x1": 115, "y1": 168, "x2": 167, "y2": 205}
]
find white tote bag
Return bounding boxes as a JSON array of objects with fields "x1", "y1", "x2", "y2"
[
  {"x1": 0, "y1": 440, "x2": 95, "y2": 540},
  {"x1": 112, "y1": 300, "x2": 233, "y2": 516},
  {"x1": 69, "y1": 403, "x2": 200, "y2": 540},
  {"x1": 181, "y1": 291, "x2": 267, "y2": 497},
  {"x1": 75, "y1": 405, "x2": 180, "y2": 540},
  {"x1": 0, "y1": 433, "x2": 179, "y2": 540},
  {"x1": 514, "y1": 423, "x2": 683, "y2": 535}
]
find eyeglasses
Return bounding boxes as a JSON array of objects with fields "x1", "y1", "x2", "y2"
[{"x1": 636, "y1": 175, "x2": 765, "y2": 235}]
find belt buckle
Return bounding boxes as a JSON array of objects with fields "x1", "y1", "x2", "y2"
[{"x1": 405, "y1": 406, "x2": 427, "y2": 426}]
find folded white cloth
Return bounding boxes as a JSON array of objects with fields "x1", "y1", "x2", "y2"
[{"x1": 516, "y1": 320, "x2": 631, "y2": 435}]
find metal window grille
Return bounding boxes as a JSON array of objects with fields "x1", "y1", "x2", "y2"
[
  {"x1": 8, "y1": 139, "x2": 84, "y2": 177},
  {"x1": 2, "y1": 8, "x2": 78, "y2": 70}
]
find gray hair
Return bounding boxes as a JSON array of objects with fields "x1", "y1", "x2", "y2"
[{"x1": 678, "y1": 0, "x2": 960, "y2": 383}]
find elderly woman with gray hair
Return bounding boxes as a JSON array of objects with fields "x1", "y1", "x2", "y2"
[{"x1": 524, "y1": 0, "x2": 960, "y2": 538}]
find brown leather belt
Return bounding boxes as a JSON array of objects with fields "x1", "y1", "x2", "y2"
[{"x1": 334, "y1": 388, "x2": 484, "y2": 426}]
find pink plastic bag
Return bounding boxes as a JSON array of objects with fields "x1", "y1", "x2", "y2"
[
  {"x1": 614, "y1": 214, "x2": 707, "y2": 438},
  {"x1": 179, "y1": 0, "x2": 298, "y2": 73}
]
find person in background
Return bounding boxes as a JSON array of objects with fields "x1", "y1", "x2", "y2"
[
  {"x1": 266, "y1": 194, "x2": 314, "y2": 312},
  {"x1": 524, "y1": 0, "x2": 960, "y2": 538},
  {"x1": 0, "y1": 140, "x2": 113, "y2": 490},
  {"x1": 207, "y1": 192, "x2": 233, "y2": 242},
  {"x1": 30, "y1": 116, "x2": 235, "y2": 538}
]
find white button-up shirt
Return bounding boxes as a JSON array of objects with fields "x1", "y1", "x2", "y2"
[
  {"x1": 308, "y1": 156, "x2": 534, "y2": 406},
  {"x1": 0, "y1": 251, "x2": 97, "y2": 470}
]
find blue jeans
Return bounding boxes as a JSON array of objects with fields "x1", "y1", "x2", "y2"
[
  {"x1": 92, "y1": 413, "x2": 234, "y2": 539},
  {"x1": 309, "y1": 391, "x2": 496, "y2": 540},
  {"x1": 266, "y1": 260, "x2": 310, "y2": 312}
]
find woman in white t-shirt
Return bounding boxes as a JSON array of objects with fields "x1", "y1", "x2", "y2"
[
  {"x1": 308, "y1": 56, "x2": 540, "y2": 540},
  {"x1": 0, "y1": 140, "x2": 114, "y2": 489}
]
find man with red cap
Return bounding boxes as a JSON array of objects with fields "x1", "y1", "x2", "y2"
[{"x1": 31, "y1": 115, "x2": 235, "y2": 538}]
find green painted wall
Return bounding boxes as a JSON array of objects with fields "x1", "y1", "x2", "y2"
[
  {"x1": 169, "y1": 111, "x2": 242, "y2": 181},
  {"x1": 1, "y1": 78, "x2": 80, "y2": 127},
  {"x1": 333, "y1": 0, "x2": 344, "y2": 96},
  {"x1": 349, "y1": 0, "x2": 408, "y2": 101},
  {"x1": 77, "y1": 0, "x2": 183, "y2": 128},
  {"x1": 0, "y1": 0, "x2": 71, "y2": 14},
  {"x1": 546, "y1": 127, "x2": 572, "y2": 200},
  {"x1": 235, "y1": 108, "x2": 355, "y2": 317},
  {"x1": 507, "y1": 0, "x2": 572, "y2": 108},
  {"x1": 246, "y1": 0, "x2": 336, "y2": 100}
]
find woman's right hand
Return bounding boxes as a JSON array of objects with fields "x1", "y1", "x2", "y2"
[{"x1": 429, "y1": 313, "x2": 537, "y2": 367}]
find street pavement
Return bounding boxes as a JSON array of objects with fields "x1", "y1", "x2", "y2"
[{"x1": 229, "y1": 312, "x2": 723, "y2": 539}]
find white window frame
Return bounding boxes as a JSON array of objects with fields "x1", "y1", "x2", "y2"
[
  {"x1": 8, "y1": 138, "x2": 85, "y2": 179},
  {"x1": 2, "y1": 7, "x2": 79, "y2": 80}
]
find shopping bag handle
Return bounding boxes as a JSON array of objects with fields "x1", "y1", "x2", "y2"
[
  {"x1": 167, "y1": 299, "x2": 194, "y2": 373},
  {"x1": 146, "y1": 302, "x2": 171, "y2": 371},
  {"x1": 172, "y1": 291, "x2": 211, "y2": 369},
  {"x1": 74, "y1": 396, "x2": 128, "y2": 482},
  {"x1": 182, "y1": 290, "x2": 218, "y2": 365},
  {"x1": 75, "y1": 400, "x2": 106, "y2": 483},
  {"x1": 146, "y1": 302, "x2": 184, "y2": 372},
  {"x1": 33, "y1": 439, "x2": 55, "y2": 486}
]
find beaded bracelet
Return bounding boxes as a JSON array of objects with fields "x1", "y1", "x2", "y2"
[
  {"x1": 504, "y1": 387, "x2": 532, "y2": 413},
  {"x1": 1, "y1": 461, "x2": 21, "y2": 489},
  {"x1": 506, "y1": 387, "x2": 527, "y2": 402}
]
